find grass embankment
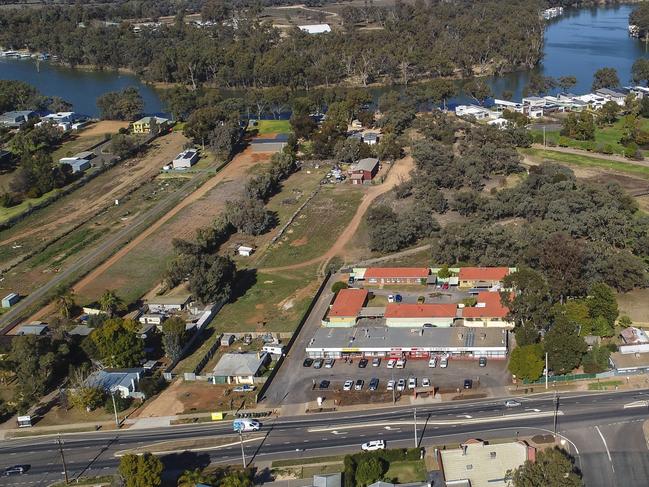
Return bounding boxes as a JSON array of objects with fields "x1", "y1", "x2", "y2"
[
  {"x1": 588, "y1": 380, "x2": 623, "y2": 391},
  {"x1": 520, "y1": 148, "x2": 649, "y2": 179},
  {"x1": 386, "y1": 460, "x2": 428, "y2": 483},
  {"x1": 253, "y1": 119, "x2": 292, "y2": 135}
]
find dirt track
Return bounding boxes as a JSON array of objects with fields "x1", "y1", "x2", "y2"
[{"x1": 259, "y1": 154, "x2": 414, "y2": 273}]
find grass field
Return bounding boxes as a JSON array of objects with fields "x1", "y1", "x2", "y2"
[
  {"x1": 617, "y1": 288, "x2": 649, "y2": 324},
  {"x1": 253, "y1": 119, "x2": 292, "y2": 135},
  {"x1": 520, "y1": 147, "x2": 649, "y2": 179},
  {"x1": 588, "y1": 380, "x2": 623, "y2": 391},
  {"x1": 0, "y1": 188, "x2": 63, "y2": 225},
  {"x1": 385, "y1": 460, "x2": 428, "y2": 483},
  {"x1": 51, "y1": 133, "x2": 106, "y2": 162},
  {"x1": 531, "y1": 117, "x2": 649, "y2": 156},
  {"x1": 260, "y1": 187, "x2": 364, "y2": 268}
]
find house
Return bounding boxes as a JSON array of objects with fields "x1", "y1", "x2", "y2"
[
  {"x1": 0, "y1": 110, "x2": 37, "y2": 128},
  {"x1": 2, "y1": 292, "x2": 20, "y2": 308},
  {"x1": 132, "y1": 116, "x2": 170, "y2": 134},
  {"x1": 211, "y1": 352, "x2": 270, "y2": 384},
  {"x1": 362, "y1": 133, "x2": 379, "y2": 145},
  {"x1": 138, "y1": 313, "x2": 167, "y2": 326},
  {"x1": 384, "y1": 303, "x2": 458, "y2": 328},
  {"x1": 84, "y1": 368, "x2": 144, "y2": 398},
  {"x1": 137, "y1": 323, "x2": 156, "y2": 339},
  {"x1": 487, "y1": 118, "x2": 510, "y2": 129},
  {"x1": 237, "y1": 245, "x2": 254, "y2": 257},
  {"x1": 59, "y1": 157, "x2": 91, "y2": 173},
  {"x1": 610, "y1": 351, "x2": 649, "y2": 373},
  {"x1": 458, "y1": 267, "x2": 511, "y2": 289},
  {"x1": 15, "y1": 323, "x2": 49, "y2": 335},
  {"x1": 595, "y1": 88, "x2": 626, "y2": 106},
  {"x1": 521, "y1": 96, "x2": 546, "y2": 107},
  {"x1": 324, "y1": 288, "x2": 369, "y2": 327},
  {"x1": 172, "y1": 149, "x2": 199, "y2": 169},
  {"x1": 462, "y1": 291, "x2": 513, "y2": 328},
  {"x1": 620, "y1": 326, "x2": 649, "y2": 345},
  {"x1": 493, "y1": 99, "x2": 524, "y2": 113},
  {"x1": 438, "y1": 439, "x2": 535, "y2": 487},
  {"x1": 349, "y1": 158, "x2": 379, "y2": 185},
  {"x1": 36, "y1": 112, "x2": 78, "y2": 131},
  {"x1": 361, "y1": 267, "x2": 430, "y2": 285},
  {"x1": 298, "y1": 24, "x2": 331, "y2": 34},
  {"x1": 68, "y1": 325, "x2": 94, "y2": 337},
  {"x1": 314, "y1": 473, "x2": 342, "y2": 487},
  {"x1": 147, "y1": 294, "x2": 191, "y2": 313},
  {"x1": 455, "y1": 105, "x2": 493, "y2": 120}
]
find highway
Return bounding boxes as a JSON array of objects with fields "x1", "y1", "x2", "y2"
[{"x1": 2, "y1": 390, "x2": 649, "y2": 486}]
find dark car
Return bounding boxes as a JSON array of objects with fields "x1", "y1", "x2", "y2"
[
  {"x1": 303, "y1": 358, "x2": 314, "y2": 367},
  {"x1": 313, "y1": 358, "x2": 324, "y2": 369},
  {"x1": 368, "y1": 378, "x2": 379, "y2": 391},
  {"x1": 4, "y1": 465, "x2": 28, "y2": 476},
  {"x1": 479, "y1": 357, "x2": 487, "y2": 367},
  {"x1": 359, "y1": 358, "x2": 368, "y2": 368},
  {"x1": 463, "y1": 379, "x2": 473, "y2": 389},
  {"x1": 319, "y1": 380, "x2": 330, "y2": 389}
]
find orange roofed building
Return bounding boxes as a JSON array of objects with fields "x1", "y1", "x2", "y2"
[
  {"x1": 384, "y1": 303, "x2": 458, "y2": 328},
  {"x1": 462, "y1": 291, "x2": 514, "y2": 328},
  {"x1": 362, "y1": 267, "x2": 430, "y2": 285},
  {"x1": 325, "y1": 288, "x2": 369, "y2": 327},
  {"x1": 458, "y1": 267, "x2": 511, "y2": 288}
]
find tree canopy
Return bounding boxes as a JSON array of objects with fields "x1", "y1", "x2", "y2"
[
  {"x1": 88, "y1": 318, "x2": 144, "y2": 368},
  {"x1": 510, "y1": 447, "x2": 583, "y2": 487}
]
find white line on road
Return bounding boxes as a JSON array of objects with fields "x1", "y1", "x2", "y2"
[{"x1": 595, "y1": 425, "x2": 615, "y2": 473}]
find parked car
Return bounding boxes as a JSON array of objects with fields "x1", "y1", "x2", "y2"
[
  {"x1": 355, "y1": 379, "x2": 364, "y2": 391},
  {"x1": 417, "y1": 296, "x2": 425, "y2": 304},
  {"x1": 324, "y1": 358, "x2": 335, "y2": 368},
  {"x1": 348, "y1": 276, "x2": 355, "y2": 286},
  {"x1": 388, "y1": 294, "x2": 395, "y2": 303},
  {"x1": 343, "y1": 380, "x2": 354, "y2": 391},
  {"x1": 504, "y1": 399, "x2": 522, "y2": 408},
  {"x1": 422, "y1": 378, "x2": 431, "y2": 387},
  {"x1": 394, "y1": 294, "x2": 403, "y2": 302},
  {"x1": 372, "y1": 357, "x2": 381, "y2": 367},
  {"x1": 313, "y1": 358, "x2": 324, "y2": 369},
  {"x1": 408, "y1": 377, "x2": 417, "y2": 389},
  {"x1": 386, "y1": 379, "x2": 396, "y2": 391},
  {"x1": 361, "y1": 440, "x2": 385, "y2": 451},
  {"x1": 319, "y1": 380, "x2": 330, "y2": 389},
  {"x1": 428, "y1": 357, "x2": 437, "y2": 368},
  {"x1": 303, "y1": 358, "x2": 314, "y2": 367},
  {"x1": 463, "y1": 379, "x2": 473, "y2": 389},
  {"x1": 387, "y1": 358, "x2": 397, "y2": 369},
  {"x1": 440, "y1": 356, "x2": 448, "y2": 368},
  {"x1": 397, "y1": 378, "x2": 406, "y2": 391},
  {"x1": 479, "y1": 357, "x2": 487, "y2": 367},
  {"x1": 359, "y1": 358, "x2": 368, "y2": 368},
  {"x1": 233, "y1": 385, "x2": 255, "y2": 393},
  {"x1": 369, "y1": 378, "x2": 379, "y2": 391},
  {"x1": 396, "y1": 358, "x2": 406, "y2": 368},
  {"x1": 3, "y1": 465, "x2": 28, "y2": 476}
]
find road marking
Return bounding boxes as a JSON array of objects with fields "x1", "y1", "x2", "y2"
[
  {"x1": 524, "y1": 408, "x2": 541, "y2": 412},
  {"x1": 456, "y1": 415, "x2": 472, "y2": 419},
  {"x1": 624, "y1": 401, "x2": 649, "y2": 409},
  {"x1": 595, "y1": 425, "x2": 614, "y2": 473}
]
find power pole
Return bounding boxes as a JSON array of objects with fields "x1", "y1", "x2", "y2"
[
  {"x1": 553, "y1": 391, "x2": 559, "y2": 436},
  {"x1": 545, "y1": 352, "x2": 549, "y2": 390},
  {"x1": 413, "y1": 408, "x2": 418, "y2": 447},
  {"x1": 392, "y1": 371, "x2": 395, "y2": 405},
  {"x1": 543, "y1": 126, "x2": 546, "y2": 147},
  {"x1": 239, "y1": 431, "x2": 246, "y2": 467},
  {"x1": 57, "y1": 435, "x2": 69, "y2": 485},
  {"x1": 111, "y1": 392, "x2": 119, "y2": 427}
]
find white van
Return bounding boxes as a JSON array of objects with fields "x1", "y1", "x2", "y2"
[
  {"x1": 262, "y1": 345, "x2": 284, "y2": 355},
  {"x1": 233, "y1": 418, "x2": 261, "y2": 432}
]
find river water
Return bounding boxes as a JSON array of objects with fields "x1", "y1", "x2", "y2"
[{"x1": 0, "y1": 4, "x2": 647, "y2": 116}]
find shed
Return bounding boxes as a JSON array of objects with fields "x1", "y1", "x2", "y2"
[
  {"x1": 147, "y1": 294, "x2": 191, "y2": 313},
  {"x1": 314, "y1": 473, "x2": 342, "y2": 487},
  {"x1": 68, "y1": 325, "x2": 94, "y2": 337},
  {"x1": 2, "y1": 292, "x2": 20, "y2": 308},
  {"x1": 221, "y1": 334, "x2": 235, "y2": 346},
  {"x1": 16, "y1": 323, "x2": 49, "y2": 335},
  {"x1": 59, "y1": 157, "x2": 91, "y2": 173},
  {"x1": 362, "y1": 133, "x2": 379, "y2": 145},
  {"x1": 172, "y1": 149, "x2": 199, "y2": 169},
  {"x1": 349, "y1": 157, "x2": 379, "y2": 185},
  {"x1": 74, "y1": 151, "x2": 96, "y2": 160},
  {"x1": 298, "y1": 24, "x2": 332, "y2": 34},
  {"x1": 237, "y1": 245, "x2": 254, "y2": 257},
  {"x1": 212, "y1": 352, "x2": 270, "y2": 384}
]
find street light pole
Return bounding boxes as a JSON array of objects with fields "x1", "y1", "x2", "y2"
[
  {"x1": 414, "y1": 408, "x2": 418, "y2": 447},
  {"x1": 57, "y1": 435, "x2": 69, "y2": 485},
  {"x1": 545, "y1": 353, "x2": 549, "y2": 390},
  {"x1": 553, "y1": 391, "x2": 559, "y2": 437},
  {"x1": 111, "y1": 392, "x2": 119, "y2": 428},
  {"x1": 239, "y1": 431, "x2": 247, "y2": 467}
]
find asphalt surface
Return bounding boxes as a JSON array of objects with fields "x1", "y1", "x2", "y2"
[{"x1": 2, "y1": 389, "x2": 649, "y2": 486}]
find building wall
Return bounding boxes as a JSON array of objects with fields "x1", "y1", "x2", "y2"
[
  {"x1": 367, "y1": 277, "x2": 425, "y2": 285},
  {"x1": 323, "y1": 316, "x2": 357, "y2": 327},
  {"x1": 463, "y1": 317, "x2": 514, "y2": 328},
  {"x1": 458, "y1": 278, "x2": 499, "y2": 288},
  {"x1": 385, "y1": 317, "x2": 455, "y2": 328}
]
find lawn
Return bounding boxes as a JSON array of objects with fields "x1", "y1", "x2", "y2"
[
  {"x1": 520, "y1": 148, "x2": 649, "y2": 179},
  {"x1": 252, "y1": 119, "x2": 292, "y2": 135},
  {"x1": 385, "y1": 460, "x2": 427, "y2": 483},
  {"x1": 0, "y1": 188, "x2": 63, "y2": 225},
  {"x1": 588, "y1": 380, "x2": 623, "y2": 391},
  {"x1": 260, "y1": 187, "x2": 364, "y2": 268},
  {"x1": 51, "y1": 133, "x2": 106, "y2": 162},
  {"x1": 617, "y1": 288, "x2": 649, "y2": 324}
]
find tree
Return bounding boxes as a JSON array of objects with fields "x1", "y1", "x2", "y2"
[
  {"x1": 592, "y1": 67, "x2": 620, "y2": 91},
  {"x1": 188, "y1": 255, "x2": 237, "y2": 305},
  {"x1": 543, "y1": 316, "x2": 587, "y2": 374},
  {"x1": 355, "y1": 457, "x2": 387, "y2": 487},
  {"x1": 510, "y1": 447, "x2": 583, "y2": 487},
  {"x1": 55, "y1": 288, "x2": 76, "y2": 319},
  {"x1": 97, "y1": 87, "x2": 144, "y2": 121},
  {"x1": 561, "y1": 112, "x2": 595, "y2": 141},
  {"x1": 225, "y1": 198, "x2": 274, "y2": 235},
  {"x1": 557, "y1": 75, "x2": 577, "y2": 92},
  {"x1": 118, "y1": 453, "x2": 163, "y2": 487},
  {"x1": 582, "y1": 345, "x2": 612, "y2": 373},
  {"x1": 98, "y1": 289, "x2": 123, "y2": 317},
  {"x1": 552, "y1": 301, "x2": 591, "y2": 337},
  {"x1": 162, "y1": 316, "x2": 186, "y2": 363},
  {"x1": 220, "y1": 471, "x2": 253, "y2": 487},
  {"x1": 110, "y1": 134, "x2": 138, "y2": 158},
  {"x1": 509, "y1": 344, "x2": 544, "y2": 382},
  {"x1": 598, "y1": 101, "x2": 619, "y2": 126},
  {"x1": 524, "y1": 73, "x2": 556, "y2": 96},
  {"x1": 68, "y1": 386, "x2": 105, "y2": 411},
  {"x1": 501, "y1": 268, "x2": 552, "y2": 343},
  {"x1": 89, "y1": 318, "x2": 144, "y2": 368},
  {"x1": 632, "y1": 58, "x2": 649, "y2": 86},
  {"x1": 376, "y1": 132, "x2": 403, "y2": 161},
  {"x1": 587, "y1": 282, "x2": 618, "y2": 326},
  {"x1": 331, "y1": 281, "x2": 348, "y2": 294},
  {"x1": 463, "y1": 79, "x2": 493, "y2": 105},
  {"x1": 178, "y1": 468, "x2": 214, "y2": 487}
]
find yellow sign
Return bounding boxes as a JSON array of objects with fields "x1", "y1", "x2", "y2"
[
  {"x1": 211, "y1": 412, "x2": 224, "y2": 421},
  {"x1": 342, "y1": 348, "x2": 359, "y2": 352}
]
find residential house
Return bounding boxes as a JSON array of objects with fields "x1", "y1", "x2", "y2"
[
  {"x1": 575, "y1": 93, "x2": 607, "y2": 109},
  {"x1": 147, "y1": 294, "x2": 191, "y2": 313},
  {"x1": 596, "y1": 88, "x2": 626, "y2": 106},
  {"x1": 15, "y1": 323, "x2": 48, "y2": 335},
  {"x1": 457, "y1": 267, "x2": 511, "y2": 289},
  {"x1": 620, "y1": 326, "x2": 649, "y2": 345},
  {"x1": 2, "y1": 292, "x2": 20, "y2": 308},
  {"x1": 84, "y1": 368, "x2": 144, "y2": 398},
  {"x1": 68, "y1": 325, "x2": 94, "y2": 337},
  {"x1": 361, "y1": 267, "x2": 430, "y2": 285},
  {"x1": 493, "y1": 99, "x2": 524, "y2": 113},
  {"x1": 298, "y1": 24, "x2": 331, "y2": 34},
  {"x1": 37, "y1": 112, "x2": 78, "y2": 131},
  {"x1": 138, "y1": 313, "x2": 167, "y2": 326},
  {"x1": 324, "y1": 288, "x2": 369, "y2": 327},
  {"x1": 172, "y1": 149, "x2": 199, "y2": 169},
  {"x1": 349, "y1": 157, "x2": 379, "y2": 185},
  {"x1": 211, "y1": 352, "x2": 270, "y2": 384},
  {"x1": 521, "y1": 96, "x2": 546, "y2": 108},
  {"x1": 0, "y1": 110, "x2": 37, "y2": 128},
  {"x1": 462, "y1": 291, "x2": 514, "y2": 328},
  {"x1": 132, "y1": 116, "x2": 170, "y2": 134},
  {"x1": 384, "y1": 303, "x2": 458, "y2": 328},
  {"x1": 455, "y1": 105, "x2": 494, "y2": 120},
  {"x1": 438, "y1": 438, "x2": 536, "y2": 487},
  {"x1": 610, "y1": 352, "x2": 649, "y2": 374}
]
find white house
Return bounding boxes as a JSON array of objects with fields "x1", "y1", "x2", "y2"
[
  {"x1": 521, "y1": 96, "x2": 546, "y2": 107},
  {"x1": 455, "y1": 105, "x2": 494, "y2": 120},
  {"x1": 172, "y1": 149, "x2": 199, "y2": 169},
  {"x1": 595, "y1": 88, "x2": 626, "y2": 106},
  {"x1": 59, "y1": 157, "x2": 90, "y2": 173},
  {"x1": 212, "y1": 352, "x2": 270, "y2": 384},
  {"x1": 493, "y1": 99, "x2": 524, "y2": 113},
  {"x1": 84, "y1": 368, "x2": 144, "y2": 398}
]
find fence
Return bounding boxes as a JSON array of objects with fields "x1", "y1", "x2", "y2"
[
  {"x1": 268, "y1": 186, "x2": 320, "y2": 245},
  {"x1": 523, "y1": 373, "x2": 597, "y2": 385},
  {"x1": 256, "y1": 271, "x2": 332, "y2": 403}
]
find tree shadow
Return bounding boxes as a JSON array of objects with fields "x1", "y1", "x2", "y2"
[
  {"x1": 230, "y1": 268, "x2": 258, "y2": 304},
  {"x1": 160, "y1": 451, "x2": 212, "y2": 485}
]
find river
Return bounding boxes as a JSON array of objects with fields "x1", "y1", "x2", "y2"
[{"x1": 0, "y1": 4, "x2": 647, "y2": 116}]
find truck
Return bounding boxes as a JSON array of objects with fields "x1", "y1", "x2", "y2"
[{"x1": 233, "y1": 418, "x2": 261, "y2": 432}]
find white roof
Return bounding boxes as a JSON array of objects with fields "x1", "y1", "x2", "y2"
[{"x1": 298, "y1": 24, "x2": 331, "y2": 34}]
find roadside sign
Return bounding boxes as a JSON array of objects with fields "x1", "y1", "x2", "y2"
[{"x1": 211, "y1": 412, "x2": 224, "y2": 421}]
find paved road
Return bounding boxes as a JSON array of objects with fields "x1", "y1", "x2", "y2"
[{"x1": 2, "y1": 389, "x2": 649, "y2": 486}]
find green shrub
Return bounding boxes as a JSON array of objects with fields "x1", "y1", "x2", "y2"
[{"x1": 331, "y1": 281, "x2": 349, "y2": 294}]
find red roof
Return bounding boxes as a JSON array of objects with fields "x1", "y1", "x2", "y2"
[
  {"x1": 330, "y1": 288, "x2": 368, "y2": 317},
  {"x1": 462, "y1": 292, "x2": 509, "y2": 319},
  {"x1": 384, "y1": 303, "x2": 457, "y2": 318},
  {"x1": 458, "y1": 267, "x2": 510, "y2": 281},
  {"x1": 364, "y1": 267, "x2": 429, "y2": 279}
]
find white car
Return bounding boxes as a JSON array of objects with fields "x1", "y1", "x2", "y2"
[
  {"x1": 396, "y1": 359, "x2": 406, "y2": 369},
  {"x1": 504, "y1": 399, "x2": 522, "y2": 408},
  {"x1": 440, "y1": 356, "x2": 448, "y2": 368},
  {"x1": 428, "y1": 357, "x2": 437, "y2": 368},
  {"x1": 408, "y1": 377, "x2": 417, "y2": 389},
  {"x1": 387, "y1": 358, "x2": 397, "y2": 369},
  {"x1": 343, "y1": 380, "x2": 353, "y2": 391},
  {"x1": 396, "y1": 379, "x2": 406, "y2": 391},
  {"x1": 386, "y1": 379, "x2": 396, "y2": 391},
  {"x1": 361, "y1": 440, "x2": 385, "y2": 451},
  {"x1": 324, "y1": 358, "x2": 335, "y2": 368},
  {"x1": 233, "y1": 385, "x2": 255, "y2": 393},
  {"x1": 372, "y1": 357, "x2": 381, "y2": 367},
  {"x1": 422, "y1": 378, "x2": 431, "y2": 387},
  {"x1": 388, "y1": 294, "x2": 395, "y2": 303}
]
